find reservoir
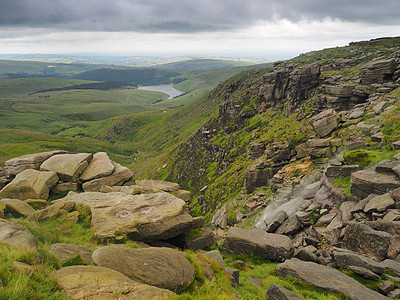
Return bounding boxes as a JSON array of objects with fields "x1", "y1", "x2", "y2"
[{"x1": 138, "y1": 85, "x2": 184, "y2": 99}]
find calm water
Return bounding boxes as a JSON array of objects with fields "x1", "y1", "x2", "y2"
[{"x1": 138, "y1": 85, "x2": 184, "y2": 99}]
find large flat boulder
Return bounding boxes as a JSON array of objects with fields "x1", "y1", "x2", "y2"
[
  {"x1": 79, "y1": 152, "x2": 115, "y2": 182},
  {"x1": 82, "y1": 162, "x2": 134, "y2": 192},
  {"x1": 40, "y1": 153, "x2": 93, "y2": 182},
  {"x1": 343, "y1": 222, "x2": 393, "y2": 261},
  {"x1": 0, "y1": 221, "x2": 38, "y2": 250},
  {"x1": 332, "y1": 249, "x2": 386, "y2": 274},
  {"x1": 92, "y1": 245, "x2": 195, "y2": 291},
  {"x1": 220, "y1": 227, "x2": 294, "y2": 261},
  {"x1": 53, "y1": 265, "x2": 176, "y2": 299},
  {"x1": 136, "y1": 180, "x2": 180, "y2": 192},
  {"x1": 351, "y1": 166, "x2": 400, "y2": 200},
  {"x1": 55, "y1": 192, "x2": 193, "y2": 241},
  {"x1": 4, "y1": 150, "x2": 67, "y2": 178},
  {"x1": 276, "y1": 258, "x2": 387, "y2": 300},
  {"x1": 0, "y1": 169, "x2": 58, "y2": 200}
]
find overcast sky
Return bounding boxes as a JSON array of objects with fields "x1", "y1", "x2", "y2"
[{"x1": 0, "y1": 0, "x2": 399, "y2": 58}]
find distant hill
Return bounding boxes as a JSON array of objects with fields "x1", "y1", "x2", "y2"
[
  {"x1": 73, "y1": 68, "x2": 181, "y2": 85},
  {"x1": 156, "y1": 59, "x2": 253, "y2": 71},
  {"x1": 0, "y1": 60, "x2": 106, "y2": 78}
]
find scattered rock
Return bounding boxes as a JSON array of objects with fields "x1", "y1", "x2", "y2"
[
  {"x1": 225, "y1": 267, "x2": 239, "y2": 287},
  {"x1": 202, "y1": 250, "x2": 224, "y2": 267},
  {"x1": 265, "y1": 210, "x2": 288, "y2": 233},
  {"x1": 276, "y1": 258, "x2": 387, "y2": 300},
  {"x1": 92, "y1": 245, "x2": 195, "y2": 291},
  {"x1": 13, "y1": 261, "x2": 35, "y2": 273},
  {"x1": 364, "y1": 193, "x2": 395, "y2": 213},
  {"x1": 50, "y1": 243, "x2": 93, "y2": 265},
  {"x1": 0, "y1": 221, "x2": 38, "y2": 250},
  {"x1": 380, "y1": 281, "x2": 395, "y2": 295},
  {"x1": 53, "y1": 265, "x2": 176, "y2": 299},
  {"x1": 276, "y1": 215, "x2": 303, "y2": 236},
  {"x1": 247, "y1": 277, "x2": 262, "y2": 287},
  {"x1": 333, "y1": 249, "x2": 385, "y2": 274},
  {"x1": 220, "y1": 227, "x2": 294, "y2": 261},
  {"x1": 266, "y1": 284, "x2": 305, "y2": 300},
  {"x1": 27, "y1": 201, "x2": 76, "y2": 222},
  {"x1": 0, "y1": 169, "x2": 58, "y2": 200},
  {"x1": 325, "y1": 165, "x2": 359, "y2": 178},
  {"x1": 186, "y1": 227, "x2": 215, "y2": 250}
]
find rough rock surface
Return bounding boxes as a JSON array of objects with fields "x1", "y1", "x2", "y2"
[
  {"x1": 266, "y1": 284, "x2": 304, "y2": 300},
  {"x1": 53, "y1": 265, "x2": 176, "y2": 299},
  {"x1": 55, "y1": 192, "x2": 193, "y2": 241},
  {"x1": 310, "y1": 109, "x2": 340, "y2": 137},
  {"x1": 4, "y1": 150, "x2": 67, "y2": 179},
  {"x1": 82, "y1": 162, "x2": 134, "y2": 192},
  {"x1": 351, "y1": 166, "x2": 400, "y2": 199},
  {"x1": 136, "y1": 180, "x2": 180, "y2": 192},
  {"x1": 79, "y1": 152, "x2": 115, "y2": 182},
  {"x1": 40, "y1": 153, "x2": 93, "y2": 182},
  {"x1": 0, "y1": 199, "x2": 35, "y2": 217},
  {"x1": 276, "y1": 258, "x2": 387, "y2": 300},
  {"x1": 186, "y1": 227, "x2": 215, "y2": 250},
  {"x1": 220, "y1": 227, "x2": 294, "y2": 261},
  {"x1": 0, "y1": 221, "x2": 38, "y2": 250},
  {"x1": 343, "y1": 223, "x2": 393, "y2": 261},
  {"x1": 49, "y1": 243, "x2": 93, "y2": 265},
  {"x1": 92, "y1": 245, "x2": 195, "y2": 291},
  {"x1": 27, "y1": 201, "x2": 76, "y2": 222},
  {"x1": 0, "y1": 169, "x2": 58, "y2": 200},
  {"x1": 364, "y1": 193, "x2": 395, "y2": 213}
]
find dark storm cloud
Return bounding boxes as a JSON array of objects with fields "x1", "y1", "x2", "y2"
[{"x1": 0, "y1": 0, "x2": 399, "y2": 32}]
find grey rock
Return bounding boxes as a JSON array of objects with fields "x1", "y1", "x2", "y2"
[
  {"x1": 325, "y1": 165, "x2": 360, "y2": 178},
  {"x1": 388, "y1": 289, "x2": 400, "y2": 299},
  {"x1": 220, "y1": 227, "x2": 294, "y2": 262},
  {"x1": 348, "y1": 266, "x2": 380, "y2": 281},
  {"x1": 310, "y1": 109, "x2": 340, "y2": 137},
  {"x1": 303, "y1": 180, "x2": 322, "y2": 199},
  {"x1": 316, "y1": 212, "x2": 337, "y2": 226},
  {"x1": 266, "y1": 284, "x2": 304, "y2": 300},
  {"x1": 247, "y1": 277, "x2": 262, "y2": 286},
  {"x1": 333, "y1": 250, "x2": 385, "y2": 274},
  {"x1": 49, "y1": 243, "x2": 93, "y2": 265},
  {"x1": 225, "y1": 267, "x2": 239, "y2": 287},
  {"x1": 186, "y1": 227, "x2": 216, "y2": 250},
  {"x1": 276, "y1": 215, "x2": 303, "y2": 236},
  {"x1": 383, "y1": 210, "x2": 400, "y2": 222},
  {"x1": 212, "y1": 204, "x2": 227, "y2": 229},
  {"x1": 276, "y1": 258, "x2": 387, "y2": 300},
  {"x1": 265, "y1": 210, "x2": 288, "y2": 233},
  {"x1": 202, "y1": 250, "x2": 224, "y2": 267},
  {"x1": 0, "y1": 221, "x2": 38, "y2": 250},
  {"x1": 364, "y1": 193, "x2": 395, "y2": 213},
  {"x1": 294, "y1": 248, "x2": 318, "y2": 263},
  {"x1": 380, "y1": 281, "x2": 395, "y2": 295},
  {"x1": 360, "y1": 58, "x2": 397, "y2": 85},
  {"x1": 340, "y1": 202, "x2": 356, "y2": 222},
  {"x1": 0, "y1": 199, "x2": 35, "y2": 217},
  {"x1": 343, "y1": 223, "x2": 393, "y2": 261}
]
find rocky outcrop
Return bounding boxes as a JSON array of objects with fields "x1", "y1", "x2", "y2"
[
  {"x1": 0, "y1": 169, "x2": 58, "y2": 200},
  {"x1": 276, "y1": 258, "x2": 387, "y2": 300},
  {"x1": 360, "y1": 58, "x2": 398, "y2": 85},
  {"x1": 55, "y1": 192, "x2": 195, "y2": 242},
  {"x1": 220, "y1": 227, "x2": 294, "y2": 261},
  {"x1": 53, "y1": 265, "x2": 176, "y2": 299},
  {"x1": 92, "y1": 245, "x2": 195, "y2": 291}
]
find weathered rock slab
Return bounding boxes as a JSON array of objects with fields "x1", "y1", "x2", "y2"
[
  {"x1": 136, "y1": 180, "x2": 180, "y2": 192},
  {"x1": 79, "y1": 152, "x2": 115, "y2": 182},
  {"x1": 0, "y1": 169, "x2": 58, "y2": 200},
  {"x1": 0, "y1": 221, "x2": 38, "y2": 250},
  {"x1": 266, "y1": 284, "x2": 304, "y2": 300},
  {"x1": 55, "y1": 192, "x2": 192, "y2": 241},
  {"x1": 364, "y1": 193, "x2": 395, "y2": 213},
  {"x1": 310, "y1": 109, "x2": 340, "y2": 137},
  {"x1": 0, "y1": 198, "x2": 35, "y2": 217},
  {"x1": 220, "y1": 227, "x2": 294, "y2": 261},
  {"x1": 50, "y1": 243, "x2": 93, "y2": 265},
  {"x1": 276, "y1": 258, "x2": 387, "y2": 300},
  {"x1": 53, "y1": 265, "x2": 176, "y2": 299},
  {"x1": 41, "y1": 153, "x2": 92, "y2": 182},
  {"x1": 92, "y1": 245, "x2": 195, "y2": 291},
  {"x1": 82, "y1": 162, "x2": 134, "y2": 192}
]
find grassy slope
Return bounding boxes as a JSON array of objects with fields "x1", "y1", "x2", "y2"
[{"x1": 157, "y1": 59, "x2": 253, "y2": 71}]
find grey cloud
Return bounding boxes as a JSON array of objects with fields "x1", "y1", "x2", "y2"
[{"x1": 0, "y1": 0, "x2": 399, "y2": 32}]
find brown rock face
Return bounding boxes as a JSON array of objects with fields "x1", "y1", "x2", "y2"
[{"x1": 360, "y1": 58, "x2": 398, "y2": 84}]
